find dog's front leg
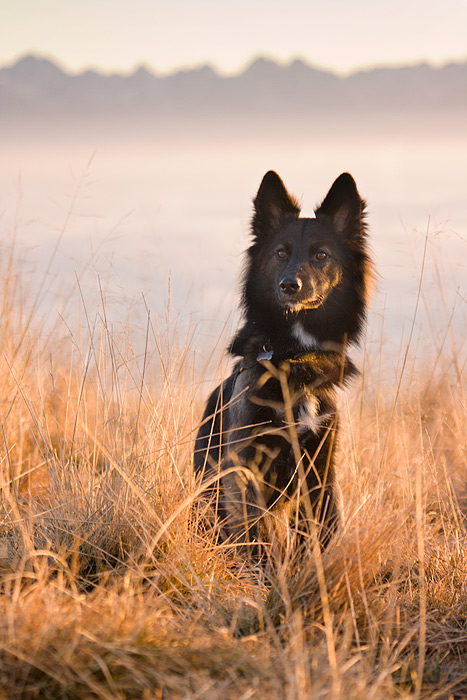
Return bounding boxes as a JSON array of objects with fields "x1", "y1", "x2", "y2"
[
  {"x1": 220, "y1": 459, "x2": 265, "y2": 556},
  {"x1": 295, "y1": 414, "x2": 340, "y2": 546}
]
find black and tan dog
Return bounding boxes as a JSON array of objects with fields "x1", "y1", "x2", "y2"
[{"x1": 194, "y1": 171, "x2": 373, "y2": 553}]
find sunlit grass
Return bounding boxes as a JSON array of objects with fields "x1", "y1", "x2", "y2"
[{"x1": 0, "y1": 230, "x2": 466, "y2": 699}]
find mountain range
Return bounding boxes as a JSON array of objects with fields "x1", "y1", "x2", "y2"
[{"x1": 1, "y1": 54, "x2": 466, "y2": 132}]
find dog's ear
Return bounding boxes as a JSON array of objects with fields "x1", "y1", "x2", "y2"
[
  {"x1": 252, "y1": 171, "x2": 300, "y2": 237},
  {"x1": 315, "y1": 173, "x2": 366, "y2": 240}
]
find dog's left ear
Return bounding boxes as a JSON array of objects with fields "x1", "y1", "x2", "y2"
[{"x1": 315, "y1": 173, "x2": 366, "y2": 239}]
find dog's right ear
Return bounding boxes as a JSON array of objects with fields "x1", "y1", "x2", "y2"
[{"x1": 252, "y1": 171, "x2": 300, "y2": 237}]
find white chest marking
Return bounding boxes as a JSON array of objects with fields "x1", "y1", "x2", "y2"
[
  {"x1": 297, "y1": 398, "x2": 330, "y2": 436},
  {"x1": 292, "y1": 322, "x2": 320, "y2": 350}
]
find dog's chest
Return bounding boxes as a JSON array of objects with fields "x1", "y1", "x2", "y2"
[
  {"x1": 295, "y1": 396, "x2": 331, "y2": 436},
  {"x1": 229, "y1": 360, "x2": 333, "y2": 437}
]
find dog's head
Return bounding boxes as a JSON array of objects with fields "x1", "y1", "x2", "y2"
[{"x1": 249, "y1": 170, "x2": 371, "y2": 315}]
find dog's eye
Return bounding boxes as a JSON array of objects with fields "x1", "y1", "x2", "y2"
[
  {"x1": 316, "y1": 250, "x2": 328, "y2": 261},
  {"x1": 276, "y1": 248, "x2": 287, "y2": 260}
]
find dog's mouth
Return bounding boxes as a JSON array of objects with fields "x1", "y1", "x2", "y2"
[{"x1": 282, "y1": 295, "x2": 325, "y2": 312}]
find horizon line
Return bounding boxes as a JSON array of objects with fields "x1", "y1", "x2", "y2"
[{"x1": 3, "y1": 50, "x2": 467, "y2": 80}]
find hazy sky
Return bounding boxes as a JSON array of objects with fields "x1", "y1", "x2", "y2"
[{"x1": 2, "y1": 0, "x2": 467, "y2": 75}]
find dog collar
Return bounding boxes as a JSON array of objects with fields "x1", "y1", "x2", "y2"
[
  {"x1": 255, "y1": 341, "x2": 346, "y2": 365},
  {"x1": 288, "y1": 352, "x2": 322, "y2": 364}
]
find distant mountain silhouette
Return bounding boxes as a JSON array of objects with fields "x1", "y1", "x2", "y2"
[{"x1": 1, "y1": 54, "x2": 465, "y2": 134}]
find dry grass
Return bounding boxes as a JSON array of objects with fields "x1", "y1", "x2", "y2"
[{"x1": 0, "y1": 235, "x2": 466, "y2": 700}]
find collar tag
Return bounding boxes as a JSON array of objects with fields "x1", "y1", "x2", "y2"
[{"x1": 256, "y1": 346, "x2": 274, "y2": 361}]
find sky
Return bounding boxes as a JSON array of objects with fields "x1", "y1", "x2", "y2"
[{"x1": 2, "y1": 0, "x2": 467, "y2": 76}]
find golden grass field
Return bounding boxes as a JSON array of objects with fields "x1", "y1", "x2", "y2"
[{"x1": 0, "y1": 234, "x2": 466, "y2": 699}]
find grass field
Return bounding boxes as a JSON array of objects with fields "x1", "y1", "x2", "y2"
[{"x1": 0, "y1": 235, "x2": 466, "y2": 700}]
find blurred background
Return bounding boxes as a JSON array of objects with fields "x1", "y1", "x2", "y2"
[{"x1": 1, "y1": 0, "x2": 466, "y2": 363}]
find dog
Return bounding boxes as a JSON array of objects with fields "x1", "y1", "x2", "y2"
[{"x1": 194, "y1": 170, "x2": 372, "y2": 554}]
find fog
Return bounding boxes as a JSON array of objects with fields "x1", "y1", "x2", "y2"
[{"x1": 1, "y1": 128, "x2": 465, "y2": 367}]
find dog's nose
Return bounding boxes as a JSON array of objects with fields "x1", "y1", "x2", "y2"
[{"x1": 279, "y1": 277, "x2": 302, "y2": 295}]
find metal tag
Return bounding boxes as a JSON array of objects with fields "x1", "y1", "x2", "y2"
[{"x1": 256, "y1": 347, "x2": 274, "y2": 361}]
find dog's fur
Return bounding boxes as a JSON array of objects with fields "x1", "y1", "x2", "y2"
[{"x1": 194, "y1": 171, "x2": 372, "y2": 552}]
